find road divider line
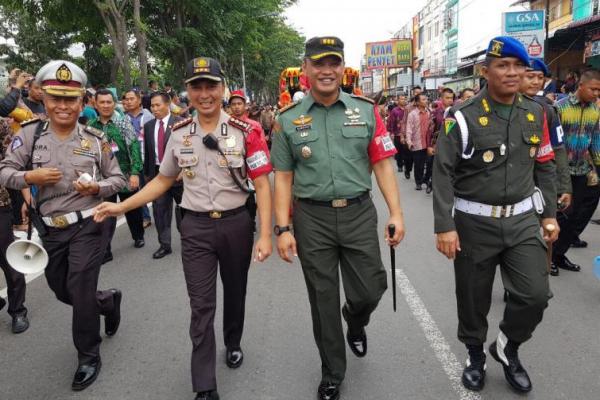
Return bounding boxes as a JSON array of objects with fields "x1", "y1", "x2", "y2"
[{"x1": 395, "y1": 268, "x2": 482, "y2": 400}]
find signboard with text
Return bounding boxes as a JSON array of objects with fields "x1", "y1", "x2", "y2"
[
  {"x1": 365, "y1": 39, "x2": 412, "y2": 70},
  {"x1": 502, "y1": 10, "x2": 545, "y2": 60}
]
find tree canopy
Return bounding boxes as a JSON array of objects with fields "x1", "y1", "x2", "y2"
[{"x1": 0, "y1": 0, "x2": 305, "y2": 101}]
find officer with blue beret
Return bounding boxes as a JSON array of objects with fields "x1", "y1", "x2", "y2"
[
  {"x1": 521, "y1": 59, "x2": 572, "y2": 276},
  {"x1": 433, "y1": 36, "x2": 558, "y2": 393}
]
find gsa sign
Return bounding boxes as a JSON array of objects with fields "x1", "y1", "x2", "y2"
[{"x1": 504, "y1": 10, "x2": 545, "y2": 33}]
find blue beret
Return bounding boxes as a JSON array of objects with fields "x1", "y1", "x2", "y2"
[
  {"x1": 528, "y1": 59, "x2": 549, "y2": 77},
  {"x1": 486, "y1": 36, "x2": 530, "y2": 66}
]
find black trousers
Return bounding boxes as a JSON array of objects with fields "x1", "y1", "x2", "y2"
[
  {"x1": 0, "y1": 206, "x2": 26, "y2": 316},
  {"x1": 104, "y1": 191, "x2": 144, "y2": 254},
  {"x1": 412, "y1": 149, "x2": 432, "y2": 185},
  {"x1": 153, "y1": 181, "x2": 183, "y2": 249},
  {"x1": 401, "y1": 143, "x2": 413, "y2": 173},
  {"x1": 180, "y1": 209, "x2": 253, "y2": 392},
  {"x1": 8, "y1": 189, "x2": 24, "y2": 225},
  {"x1": 393, "y1": 136, "x2": 403, "y2": 169},
  {"x1": 554, "y1": 175, "x2": 600, "y2": 256},
  {"x1": 41, "y1": 218, "x2": 118, "y2": 363}
]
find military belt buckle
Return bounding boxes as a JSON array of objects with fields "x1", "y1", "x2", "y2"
[
  {"x1": 209, "y1": 211, "x2": 222, "y2": 219},
  {"x1": 51, "y1": 215, "x2": 69, "y2": 228},
  {"x1": 331, "y1": 199, "x2": 348, "y2": 208}
]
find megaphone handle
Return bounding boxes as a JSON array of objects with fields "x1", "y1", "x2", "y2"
[{"x1": 26, "y1": 202, "x2": 33, "y2": 241}]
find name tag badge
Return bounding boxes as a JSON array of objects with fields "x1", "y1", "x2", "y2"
[
  {"x1": 343, "y1": 121, "x2": 367, "y2": 127},
  {"x1": 73, "y1": 148, "x2": 97, "y2": 158},
  {"x1": 180, "y1": 148, "x2": 194, "y2": 155},
  {"x1": 111, "y1": 142, "x2": 119, "y2": 153}
]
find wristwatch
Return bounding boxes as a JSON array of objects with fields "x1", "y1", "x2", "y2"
[{"x1": 274, "y1": 225, "x2": 292, "y2": 236}]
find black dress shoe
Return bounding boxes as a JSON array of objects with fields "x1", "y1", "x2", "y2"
[
  {"x1": 102, "y1": 252, "x2": 113, "y2": 265},
  {"x1": 550, "y1": 263, "x2": 559, "y2": 276},
  {"x1": 342, "y1": 305, "x2": 367, "y2": 358},
  {"x1": 415, "y1": 184, "x2": 423, "y2": 191},
  {"x1": 425, "y1": 184, "x2": 433, "y2": 194},
  {"x1": 317, "y1": 382, "x2": 340, "y2": 400},
  {"x1": 12, "y1": 312, "x2": 29, "y2": 334},
  {"x1": 134, "y1": 239, "x2": 145, "y2": 248},
  {"x1": 226, "y1": 347, "x2": 244, "y2": 369},
  {"x1": 404, "y1": 170, "x2": 410, "y2": 179},
  {"x1": 571, "y1": 238, "x2": 588, "y2": 248},
  {"x1": 153, "y1": 247, "x2": 172, "y2": 259},
  {"x1": 0, "y1": 297, "x2": 5, "y2": 311},
  {"x1": 195, "y1": 390, "x2": 219, "y2": 400},
  {"x1": 489, "y1": 337, "x2": 532, "y2": 393},
  {"x1": 462, "y1": 345, "x2": 486, "y2": 391},
  {"x1": 105, "y1": 289, "x2": 122, "y2": 337},
  {"x1": 72, "y1": 358, "x2": 101, "y2": 391},
  {"x1": 553, "y1": 255, "x2": 581, "y2": 272}
]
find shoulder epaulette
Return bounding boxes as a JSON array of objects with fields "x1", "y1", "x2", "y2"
[
  {"x1": 455, "y1": 96, "x2": 476, "y2": 111},
  {"x1": 172, "y1": 117, "x2": 193, "y2": 131},
  {"x1": 350, "y1": 94, "x2": 375, "y2": 104},
  {"x1": 279, "y1": 101, "x2": 300, "y2": 114},
  {"x1": 84, "y1": 126, "x2": 105, "y2": 139},
  {"x1": 228, "y1": 116, "x2": 252, "y2": 132},
  {"x1": 20, "y1": 118, "x2": 41, "y2": 128}
]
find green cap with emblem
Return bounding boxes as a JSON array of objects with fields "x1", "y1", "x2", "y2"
[
  {"x1": 185, "y1": 57, "x2": 225, "y2": 84},
  {"x1": 305, "y1": 36, "x2": 344, "y2": 61}
]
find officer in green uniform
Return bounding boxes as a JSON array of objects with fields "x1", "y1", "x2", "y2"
[
  {"x1": 88, "y1": 88, "x2": 145, "y2": 258},
  {"x1": 272, "y1": 36, "x2": 404, "y2": 400},
  {"x1": 433, "y1": 37, "x2": 559, "y2": 394}
]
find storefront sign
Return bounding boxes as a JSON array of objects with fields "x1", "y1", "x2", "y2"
[{"x1": 502, "y1": 10, "x2": 545, "y2": 60}]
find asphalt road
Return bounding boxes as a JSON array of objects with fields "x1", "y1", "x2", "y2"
[{"x1": 1, "y1": 172, "x2": 599, "y2": 400}]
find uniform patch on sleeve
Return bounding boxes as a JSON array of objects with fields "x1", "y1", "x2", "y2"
[
  {"x1": 380, "y1": 135, "x2": 395, "y2": 152},
  {"x1": 444, "y1": 118, "x2": 456, "y2": 136},
  {"x1": 555, "y1": 125, "x2": 564, "y2": 144},
  {"x1": 246, "y1": 150, "x2": 269, "y2": 170},
  {"x1": 11, "y1": 136, "x2": 23, "y2": 151}
]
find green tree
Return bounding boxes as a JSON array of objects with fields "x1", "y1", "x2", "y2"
[{"x1": 0, "y1": 3, "x2": 72, "y2": 73}]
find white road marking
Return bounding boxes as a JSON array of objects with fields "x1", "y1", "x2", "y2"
[
  {"x1": 0, "y1": 214, "x2": 131, "y2": 297},
  {"x1": 395, "y1": 267, "x2": 482, "y2": 400}
]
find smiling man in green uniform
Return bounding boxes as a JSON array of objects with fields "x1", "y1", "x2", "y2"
[
  {"x1": 433, "y1": 37, "x2": 559, "y2": 394},
  {"x1": 272, "y1": 36, "x2": 405, "y2": 400}
]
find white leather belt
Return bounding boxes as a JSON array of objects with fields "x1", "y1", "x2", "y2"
[
  {"x1": 42, "y1": 208, "x2": 95, "y2": 228},
  {"x1": 454, "y1": 197, "x2": 534, "y2": 218}
]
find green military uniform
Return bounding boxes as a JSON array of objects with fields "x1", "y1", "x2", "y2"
[
  {"x1": 272, "y1": 83, "x2": 396, "y2": 384},
  {"x1": 433, "y1": 86, "x2": 557, "y2": 345},
  {"x1": 88, "y1": 117, "x2": 142, "y2": 192}
]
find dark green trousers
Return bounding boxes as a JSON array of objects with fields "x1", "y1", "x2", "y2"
[
  {"x1": 293, "y1": 198, "x2": 387, "y2": 384},
  {"x1": 453, "y1": 210, "x2": 551, "y2": 345}
]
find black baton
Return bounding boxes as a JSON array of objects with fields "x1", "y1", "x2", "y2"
[{"x1": 388, "y1": 224, "x2": 397, "y2": 312}]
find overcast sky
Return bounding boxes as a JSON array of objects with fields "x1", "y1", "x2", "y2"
[{"x1": 284, "y1": 0, "x2": 427, "y2": 69}]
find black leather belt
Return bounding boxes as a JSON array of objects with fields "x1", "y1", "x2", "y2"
[
  {"x1": 297, "y1": 192, "x2": 370, "y2": 208},
  {"x1": 182, "y1": 205, "x2": 247, "y2": 219}
]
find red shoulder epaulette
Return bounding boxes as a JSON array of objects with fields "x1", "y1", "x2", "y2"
[
  {"x1": 172, "y1": 117, "x2": 194, "y2": 131},
  {"x1": 228, "y1": 116, "x2": 252, "y2": 132}
]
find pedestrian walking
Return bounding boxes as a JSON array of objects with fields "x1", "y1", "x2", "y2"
[
  {"x1": 272, "y1": 36, "x2": 405, "y2": 400},
  {"x1": 0, "y1": 60, "x2": 126, "y2": 391},
  {"x1": 433, "y1": 37, "x2": 558, "y2": 393},
  {"x1": 94, "y1": 56, "x2": 273, "y2": 400}
]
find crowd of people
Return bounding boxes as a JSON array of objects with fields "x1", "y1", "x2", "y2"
[{"x1": 0, "y1": 33, "x2": 598, "y2": 400}]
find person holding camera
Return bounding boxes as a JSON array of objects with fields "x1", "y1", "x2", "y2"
[{"x1": 93, "y1": 57, "x2": 273, "y2": 400}]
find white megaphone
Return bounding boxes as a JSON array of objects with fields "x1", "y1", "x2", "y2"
[{"x1": 6, "y1": 230, "x2": 49, "y2": 274}]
